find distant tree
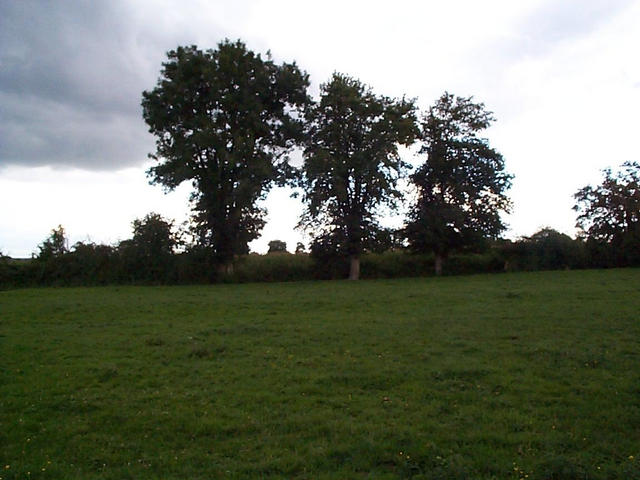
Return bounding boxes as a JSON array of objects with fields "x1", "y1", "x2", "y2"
[
  {"x1": 513, "y1": 228, "x2": 586, "y2": 271},
  {"x1": 142, "y1": 40, "x2": 309, "y2": 276},
  {"x1": 267, "y1": 239, "x2": 287, "y2": 253},
  {"x1": 0, "y1": 250, "x2": 16, "y2": 287},
  {"x1": 405, "y1": 93, "x2": 513, "y2": 275},
  {"x1": 120, "y1": 213, "x2": 179, "y2": 282},
  {"x1": 573, "y1": 161, "x2": 640, "y2": 265},
  {"x1": 37, "y1": 225, "x2": 68, "y2": 261},
  {"x1": 67, "y1": 242, "x2": 119, "y2": 285},
  {"x1": 295, "y1": 242, "x2": 306, "y2": 254},
  {"x1": 298, "y1": 73, "x2": 418, "y2": 280},
  {"x1": 131, "y1": 213, "x2": 178, "y2": 256}
]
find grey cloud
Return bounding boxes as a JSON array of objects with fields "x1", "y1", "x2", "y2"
[
  {"x1": 0, "y1": 0, "x2": 235, "y2": 170},
  {"x1": 0, "y1": 92, "x2": 153, "y2": 169},
  {"x1": 0, "y1": 1, "x2": 153, "y2": 117}
]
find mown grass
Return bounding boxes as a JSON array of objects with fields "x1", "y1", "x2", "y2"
[{"x1": 1, "y1": 269, "x2": 639, "y2": 479}]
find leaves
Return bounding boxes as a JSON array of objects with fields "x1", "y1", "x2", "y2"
[
  {"x1": 573, "y1": 161, "x2": 640, "y2": 245},
  {"x1": 142, "y1": 41, "x2": 309, "y2": 265},
  {"x1": 299, "y1": 73, "x2": 418, "y2": 257},
  {"x1": 406, "y1": 93, "x2": 513, "y2": 257}
]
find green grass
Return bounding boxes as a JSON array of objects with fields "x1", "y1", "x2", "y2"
[{"x1": 1, "y1": 269, "x2": 639, "y2": 479}]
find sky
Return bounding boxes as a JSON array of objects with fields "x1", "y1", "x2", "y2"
[{"x1": 1, "y1": 0, "x2": 639, "y2": 257}]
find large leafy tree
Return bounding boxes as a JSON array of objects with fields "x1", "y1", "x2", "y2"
[
  {"x1": 573, "y1": 161, "x2": 640, "y2": 265},
  {"x1": 299, "y1": 73, "x2": 417, "y2": 280},
  {"x1": 142, "y1": 40, "x2": 309, "y2": 274},
  {"x1": 405, "y1": 93, "x2": 512, "y2": 275}
]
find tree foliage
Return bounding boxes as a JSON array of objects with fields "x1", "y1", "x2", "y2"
[
  {"x1": 119, "y1": 213, "x2": 179, "y2": 282},
  {"x1": 131, "y1": 212, "x2": 178, "y2": 257},
  {"x1": 501, "y1": 228, "x2": 586, "y2": 271},
  {"x1": 142, "y1": 40, "x2": 309, "y2": 271},
  {"x1": 295, "y1": 242, "x2": 306, "y2": 254},
  {"x1": 298, "y1": 73, "x2": 418, "y2": 279},
  {"x1": 267, "y1": 239, "x2": 287, "y2": 253},
  {"x1": 574, "y1": 161, "x2": 640, "y2": 265},
  {"x1": 405, "y1": 93, "x2": 512, "y2": 273},
  {"x1": 37, "y1": 225, "x2": 68, "y2": 261},
  {"x1": 573, "y1": 161, "x2": 639, "y2": 242}
]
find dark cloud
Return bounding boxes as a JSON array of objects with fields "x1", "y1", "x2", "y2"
[
  {"x1": 0, "y1": 1, "x2": 156, "y2": 169},
  {"x1": 0, "y1": 0, "x2": 241, "y2": 170}
]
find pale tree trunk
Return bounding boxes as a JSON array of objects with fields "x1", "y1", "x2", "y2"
[
  {"x1": 349, "y1": 254, "x2": 360, "y2": 280},
  {"x1": 434, "y1": 254, "x2": 443, "y2": 276},
  {"x1": 216, "y1": 262, "x2": 234, "y2": 276}
]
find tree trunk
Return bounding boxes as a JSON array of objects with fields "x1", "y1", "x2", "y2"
[
  {"x1": 434, "y1": 254, "x2": 443, "y2": 276},
  {"x1": 349, "y1": 254, "x2": 360, "y2": 280},
  {"x1": 216, "y1": 262, "x2": 234, "y2": 277}
]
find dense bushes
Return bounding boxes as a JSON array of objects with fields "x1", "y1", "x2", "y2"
[
  {"x1": 501, "y1": 229, "x2": 588, "y2": 271},
  {"x1": 2, "y1": 227, "x2": 638, "y2": 289}
]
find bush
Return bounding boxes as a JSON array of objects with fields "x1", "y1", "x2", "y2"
[
  {"x1": 228, "y1": 253, "x2": 314, "y2": 283},
  {"x1": 361, "y1": 251, "x2": 433, "y2": 279},
  {"x1": 501, "y1": 229, "x2": 587, "y2": 271}
]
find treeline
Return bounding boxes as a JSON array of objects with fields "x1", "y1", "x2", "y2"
[
  {"x1": 135, "y1": 40, "x2": 638, "y2": 281},
  {"x1": 1, "y1": 222, "x2": 637, "y2": 289},
  {"x1": 3, "y1": 38, "x2": 637, "y2": 287}
]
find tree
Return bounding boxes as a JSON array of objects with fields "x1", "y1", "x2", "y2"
[
  {"x1": 131, "y1": 213, "x2": 178, "y2": 256},
  {"x1": 298, "y1": 73, "x2": 417, "y2": 280},
  {"x1": 405, "y1": 93, "x2": 513, "y2": 275},
  {"x1": 573, "y1": 161, "x2": 640, "y2": 265},
  {"x1": 267, "y1": 239, "x2": 287, "y2": 253},
  {"x1": 37, "y1": 225, "x2": 68, "y2": 261},
  {"x1": 119, "y1": 213, "x2": 179, "y2": 282},
  {"x1": 507, "y1": 228, "x2": 586, "y2": 271},
  {"x1": 142, "y1": 40, "x2": 309, "y2": 276}
]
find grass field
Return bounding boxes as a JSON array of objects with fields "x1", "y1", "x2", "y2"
[{"x1": 1, "y1": 269, "x2": 639, "y2": 479}]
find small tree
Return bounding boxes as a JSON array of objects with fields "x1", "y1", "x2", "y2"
[
  {"x1": 405, "y1": 93, "x2": 513, "y2": 275},
  {"x1": 298, "y1": 73, "x2": 417, "y2": 280},
  {"x1": 267, "y1": 239, "x2": 287, "y2": 254},
  {"x1": 573, "y1": 161, "x2": 640, "y2": 265},
  {"x1": 120, "y1": 213, "x2": 179, "y2": 282},
  {"x1": 295, "y1": 242, "x2": 306, "y2": 254},
  {"x1": 37, "y1": 225, "x2": 68, "y2": 261},
  {"x1": 142, "y1": 40, "x2": 309, "y2": 276}
]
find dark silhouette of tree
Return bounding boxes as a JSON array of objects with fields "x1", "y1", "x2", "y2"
[
  {"x1": 119, "y1": 213, "x2": 179, "y2": 282},
  {"x1": 67, "y1": 242, "x2": 119, "y2": 285},
  {"x1": 267, "y1": 239, "x2": 287, "y2": 253},
  {"x1": 503, "y1": 228, "x2": 586, "y2": 271},
  {"x1": 294, "y1": 242, "x2": 306, "y2": 254},
  {"x1": 142, "y1": 40, "x2": 309, "y2": 276},
  {"x1": 405, "y1": 93, "x2": 512, "y2": 275},
  {"x1": 298, "y1": 73, "x2": 417, "y2": 280},
  {"x1": 574, "y1": 161, "x2": 640, "y2": 265},
  {"x1": 37, "y1": 225, "x2": 68, "y2": 261}
]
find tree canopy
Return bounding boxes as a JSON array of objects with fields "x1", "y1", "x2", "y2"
[
  {"x1": 37, "y1": 225, "x2": 68, "y2": 261},
  {"x1": 405, "y1": 92, "x2": 512, "y2": 274},
  {"x1": 142, "y1": 40, "x2": 309, "y2": 274},
  {"x1": 574, "y1": 161, "x2": 639, "y2": 265},
  {"x1": 298, "y1": 73, "x2": 418, "y2": 279},
  {"x1": 267, "y1": 239, "x2": 287, "y2": 253}
]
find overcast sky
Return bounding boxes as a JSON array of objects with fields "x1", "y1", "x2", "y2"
[{"x1": 1, "y1": 0, "x2": 639, "y2": 257}]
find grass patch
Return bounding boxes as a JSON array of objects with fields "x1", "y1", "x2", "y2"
[{"x1": 1, "y1": 269, "x2": 640, "y2": 478}]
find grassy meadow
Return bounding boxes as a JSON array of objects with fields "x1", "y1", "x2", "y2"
[{"x1": 1, "y1": 269, "x2": 639, "y2": 479}]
